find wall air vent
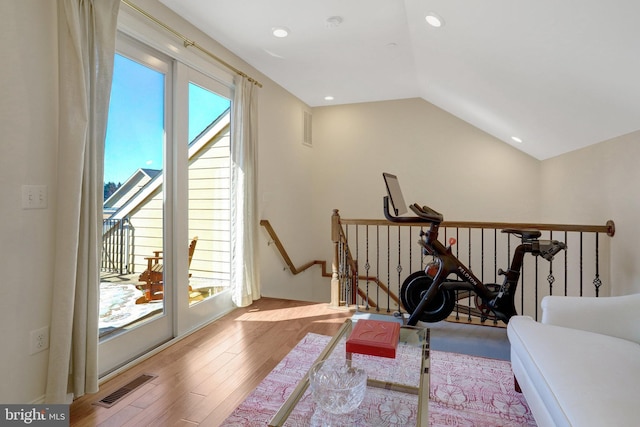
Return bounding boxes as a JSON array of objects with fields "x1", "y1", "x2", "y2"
[{"x1": 303, "y1": 110, "x2": 312, "y2": 147}]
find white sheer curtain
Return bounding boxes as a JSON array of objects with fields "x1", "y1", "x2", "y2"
[
  {"x1": 46, "y1": 0, "x2": 120, "y2": 403},
  {"x1": 231, "y1": 76, "x2": 260, "y2": 307}
]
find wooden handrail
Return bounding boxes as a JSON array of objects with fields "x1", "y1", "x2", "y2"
[
  {"x1": 262, "y1": 213, "x2": 615, "y2": 314},
  {"x1": 260, "y1": 220, "x2": 331, "y2": 277},
  {"x1": 339, "y1": 218, "x2": 615, "y2": 236},
  {"x1": 260, "y1": 218, "x2": 399, "y2": 310},
  {"x1": 334, "y1": 209, "x2": 616, "y2": 320}
]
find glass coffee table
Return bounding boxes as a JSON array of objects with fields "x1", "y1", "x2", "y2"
[{"x1": 269, "y1": 318, "x2": 430, "y2": 426}]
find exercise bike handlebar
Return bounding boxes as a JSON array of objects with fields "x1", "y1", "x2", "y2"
[
  {"x1": 383, "y1": 196, "x2": 444, "y2": 224},
  {"x1": 410, "y1": 203, "x2": 444, "y2": 223}
]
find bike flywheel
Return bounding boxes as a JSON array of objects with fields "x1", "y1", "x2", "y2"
[{"x1": 401, "y1": 271, "x2": 455, "y2": 323}]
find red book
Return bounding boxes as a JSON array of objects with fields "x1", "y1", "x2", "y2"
[{"x1": 346, "y1": 319, "x2": 401, "y2": 358}]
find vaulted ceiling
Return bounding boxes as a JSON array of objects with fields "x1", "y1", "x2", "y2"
[{"x1": 159, "y1": 0, "x2": 640, "y2": 160}]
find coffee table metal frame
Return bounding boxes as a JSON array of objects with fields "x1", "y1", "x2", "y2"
[{"x1": 269, "y1": 318, "x2": 430, "y2": 426}]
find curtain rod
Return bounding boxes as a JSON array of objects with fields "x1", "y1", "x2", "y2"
[{"x1": 121, "y1": 0, "x2": 262, "y2": 87}]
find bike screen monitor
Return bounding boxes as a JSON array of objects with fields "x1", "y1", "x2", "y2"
[{"x1": 383, "y1": 172, "x2": 408, "y2": 216}]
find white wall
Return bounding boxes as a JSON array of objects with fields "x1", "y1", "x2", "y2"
[
  {"x1": 309, "y1": 98, "x2": 541, "y2": 222},
  {"x1": 262, "y1": 97, "x2": 636, "y2": 303},
  {"x1": 541, "y1": 131, "x2": 640, "y2": 295},
  {"x1": 259, "y1": 98, "x2": 546, "y2": 302},
  {"x1": 0, "y1": 0, "x2": 58, "y2": 404},
  {"x1": 256, "y1": 84, "x2": 321, "y2": 301},
  {"x1": 304, "y1": 99, "x2": 542, "y2": 303}
]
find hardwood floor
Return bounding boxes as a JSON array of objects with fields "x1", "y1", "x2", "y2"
[{"x1": 70, "y1": 298, "x2": 352, "y2": 426}]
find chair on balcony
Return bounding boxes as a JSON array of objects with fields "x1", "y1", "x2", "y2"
[{"x1": 136, "y1": 236, "x2": 198, "y2": 304}]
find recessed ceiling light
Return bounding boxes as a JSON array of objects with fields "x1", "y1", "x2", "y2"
[
  {"x1": 511, "y1": 136, "x2": 523, "y2": 143},
  {"x1": 324, "y1": 96, "x2": 334, "y2": 101},
  {"x1": 425, "y1": 13, "x2": 444, "y2": 28},
  {"x1": 272, "y1": 27, "x2": 290, "y2": 38}
]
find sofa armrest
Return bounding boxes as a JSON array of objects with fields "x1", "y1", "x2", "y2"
[{"x1": 541, "y1": 294, "x2": 640, "y2": 343}]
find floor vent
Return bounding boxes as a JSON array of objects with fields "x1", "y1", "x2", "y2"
[{"x1": 93, "y1": 373, "x2": 157, "y2": 408}]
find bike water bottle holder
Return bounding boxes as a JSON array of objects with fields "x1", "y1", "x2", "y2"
[{"x1": 425, "y1": 260, "x2": 440, "y2": 279}]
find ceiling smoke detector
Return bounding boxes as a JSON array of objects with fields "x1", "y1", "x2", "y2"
[{"x1": 326, "y1": 16, "x2": 343, "y2": 28}]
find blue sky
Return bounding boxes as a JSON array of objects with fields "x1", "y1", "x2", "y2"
[{"x1": 104, "y1": 54, "x2": 230, "y2": 185}]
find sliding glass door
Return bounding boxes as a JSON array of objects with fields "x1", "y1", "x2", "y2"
[
  {"x1": 99, "y1": 34, "x2": 234, "y2": 376},
  {"x1": 175, "y1": 66, "x2": 233, "y2": 335},
  {"x1": 99, "y1": 36, "x2": 173, "y2": 376}
]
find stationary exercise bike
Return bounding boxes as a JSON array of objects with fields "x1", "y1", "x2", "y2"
[{"x1": 382, "y1": 173, "x2": 567, "y2": 326}]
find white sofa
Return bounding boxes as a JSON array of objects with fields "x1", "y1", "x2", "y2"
[{"x1": 507, "y1": 294, "x2": 640, "y2": 427}]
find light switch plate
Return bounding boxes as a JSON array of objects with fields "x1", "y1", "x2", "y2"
[{"x1": 22, "y1": 185, "x2": 48, "y2": 209}]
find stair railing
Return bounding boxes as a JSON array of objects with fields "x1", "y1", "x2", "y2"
[{"x1": 332, "y1": 210, "x2": 615, "y2": 323}]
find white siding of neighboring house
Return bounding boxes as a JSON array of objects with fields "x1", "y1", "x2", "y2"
[
  {"x1": 129, "y1": 125, "x2": 231, "y2": 285},
  {"x1": 188, "y1": 129, "x2": 231, "y2": 283}
]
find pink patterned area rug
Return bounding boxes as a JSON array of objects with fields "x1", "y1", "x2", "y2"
[{"x1": 223, "y1": 333, "x2": 536, "y2": 426}]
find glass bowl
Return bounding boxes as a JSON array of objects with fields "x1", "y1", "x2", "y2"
[{"x1": 309, "y1": 359, "x2": 367, "y2": 414}]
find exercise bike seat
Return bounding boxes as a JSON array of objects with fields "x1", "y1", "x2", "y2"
[{"x1": 502, "y1": 228, "x2": 541, "y2": 239}]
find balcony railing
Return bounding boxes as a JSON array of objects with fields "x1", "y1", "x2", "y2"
[
  {"x1": 330, "y1": 210, "x2": 615, "y2": 323},
  {"x1": 101, "y1": 217, "x2": 134, "y2": 274}
]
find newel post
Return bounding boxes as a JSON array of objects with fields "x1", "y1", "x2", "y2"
[{"x1": 330, "y1": 209, "x2": 341, "y2": 308}]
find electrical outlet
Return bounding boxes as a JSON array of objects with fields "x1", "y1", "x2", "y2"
[{"x1": 30, "y1": 326, "x2": 49, "y2": 355}]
